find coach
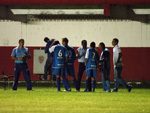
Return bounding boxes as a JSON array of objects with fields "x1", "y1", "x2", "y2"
[
  {"x1": 112, "y1": 38, "x2": 132, "y2": 92},
  {"x1": 11, "y1": 39, "x2": 33, "y2": 91},
  {"x1": 76, "y1": 40, "x2": 91, "y2": 91}
]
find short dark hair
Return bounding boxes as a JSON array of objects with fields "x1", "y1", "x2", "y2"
[
  {"x1": 82, "y1": 40, "x2": 87, "y2": 44},
  {"x1": 44, "y1": 37, "x2": 50, "y2": 43},
  {"x1": 99, "y1": 42, "x2": 105, "y2": 49},
  {"x1": 19, "y1": 39, "x2": 24, "y2": 42},
  {"x1": 53, "y1": 40, "x2": 60, "y2": 45},
  {"x1": 90, "y1": 42, "x2": 95, "y2": 48},
  {"x1": 113, "y1": 38, "x2": 119, "y2": 44},
  {"x1": 62, "y1": 38, "x2": 68, "y2": 44}
]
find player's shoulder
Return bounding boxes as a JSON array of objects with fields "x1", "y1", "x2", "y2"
[
  {"x1": 13, "y1": 46, "x2": 19, "y2": 51},
  {"x1": 59, "y1": 45, "x2": 67, "y2": 50},
  {"x1": 23, "y1": 46, "x2": 29, "y2": 50},
  {"x1": 77, "y1": 46, "x2": 82, "y2": 50},
  {"x1": 86, "y1": 48, "x2": 90, "y2": 52},
  {"x1": 13, "y1": 46, "x2": 18, "y2": 50},
  {"x1": 104, "y1": 48, "x2": 110, "y2": 52},
  {"x1": 68, "y1": 46, "x2": 74, "y2": 50}
]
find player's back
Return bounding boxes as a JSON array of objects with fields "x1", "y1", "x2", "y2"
[
  {"x1": 66, "y1": 46, "x2": 76, "y2": 65},
  {"x1": 53, "y1": 45, "x2": 68, "y2": 68},
  {"x1": 102, "y1": 48, "x2": 110, "y2": 69},
  {"x1": 86, "y1": 48, "x2": 99, "y2": 70}
]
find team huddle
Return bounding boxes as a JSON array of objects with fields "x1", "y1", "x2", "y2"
[{"x1": 11, "y1": 38, "x2": 132, "y2": 92}]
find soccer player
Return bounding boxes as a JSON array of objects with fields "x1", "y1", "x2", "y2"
[
  {"x1": 49, "y1": 40, "x2": 70, "y2": 91},
  {"x1": 112, "y1": 38, "x2": 132, "y2": 92},
  {"x1": 11, "y1": 39, "x2": 33, "y2": 91},
  {"x1": 99, "y1": 42, "x2": 111, "y2": 92},
  {"x1": 84, "y1": 42, "x2": 99, "y2": 92},
  {"x1": 76, "y1": 40, "x2": 91, "y2": 91},
  {"x1": 62, "y1": 38, "x2": 78, "y2": 91},
  {"x1": 43, "y1": 37, "x2": 54, "y2": 80}
]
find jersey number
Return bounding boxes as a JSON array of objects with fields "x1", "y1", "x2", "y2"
[
  {"x1": 58, "y1": 50, "x2": 62, "y2": 57},
  {"x1": 92, "y1": 52, "x2": 95, "y2": 60},
  {"x1": 68, "y1": 51, "x2": 72, "y2": 57}
]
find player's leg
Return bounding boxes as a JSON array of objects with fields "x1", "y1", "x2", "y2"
[
  {"x1": 62, "y1": 76, "x2": 71, "y2": 91},
  {"x1": 105, "y1": 68, "x2": 111, "y2": 92},
  {"x1": 49, "y1": 58, "x2": 55, "y2": 81},
  {"x1": 84, "y1": 69, "x2": 91, "y2": 92},
  {"x1": 12, "y1": 64, "x2": 21, "y2": 90},
  {"x1": 61, "y1": 68, "x2": 70, "y2": 91},
  {"x1": 53, "y1": 68, "x2": 61, "y2": 91},
  {"x1": 68, "y1": 66, "x2": 78, "y2": 90},
  {"x1": 116, "y1": 67, "x2": 132, "y2": 92},
  {"x1": 77, "y1": 63, "x2": 85, "y2": 91},
  {"x1": 92, "y1": 70, "x2": 97, "y2": 92},
  {"x1": 102, "y1": 72, "x2": 106, "y2": 92},
  {"x1": 112, "y1": 67, "x2": 119, "y2": 92},
  {"x1": 88, "y1": 77, "x2": 92, "y2": 91},
  {"x1": 22, "y1": 63, "x2": 32, "y2": 90},
  {"x1": 43, "y1": 57, "x2": 51, "y2": 80},
  {"x1": 56, "y1": 75, "x2": 61, "y2": 91},
  {"x1": 92, "y1": 77, "x2": 96, "y2": 92},
  {"x1": 72, "y1": 76, "x2": 78, "y2": 90},
  {"x1": 83, "y1": 76, "x2": 89, "y2": 92}
]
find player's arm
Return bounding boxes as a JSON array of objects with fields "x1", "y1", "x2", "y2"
[
  {"x1": 49, "y1": 45, "x2": 56, "y2": 53},
  {"x1": 22, "y1": 54, "x2": 31, "y2": 59},
  {"x1": 85, "y1": 58, "x2": 87, "y2": 66},
  {"x1": 22, "y1": 49, "x2": 31, "y2": 59},
  {"x1": 45, "y1": 42, "x2": 51, "y2": 53},
  {"x1": 11, "y1": 56, "x2": 23, "y2": 60},
  {"x1": 85, "y1": 49, "x2": 89, "y2": 66},
  {"x1": 99, "y1": 51, "x2": 109, "y2": 63},
  {"x1": 49, "y1": 40, "x2": 57, "y2": 48},
  {"x1": 11, "y1": 49, "x2": 23, "y2": 60},
  {"x1": 73, "y1": 49, "x2": 76, "y2": 61},
  {"x1": 76, "y1": 49, "x2": 80, "y2": 58},
  {"x1": 115, "y1": 52, "x2": 122, "y2": 65}
]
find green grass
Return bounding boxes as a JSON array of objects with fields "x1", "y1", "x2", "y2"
[{"x1": 0, "y1": 87, "x2": 150, "y2": 113}]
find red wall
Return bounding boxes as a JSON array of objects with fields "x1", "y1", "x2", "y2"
[{"x1": 0, "y1": 46, "x2": 150, "y2": 81}]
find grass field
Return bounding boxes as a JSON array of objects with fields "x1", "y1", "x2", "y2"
[{"x1": 0, "y1": 87, "x2": 150, "y2": 113}]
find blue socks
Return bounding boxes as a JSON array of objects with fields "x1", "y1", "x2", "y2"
[
  {"x1": 73, "y1": 79, "x2": 78, "y2": 90},
  {"x1": 92, "y1": 80, "x2": 96, "y2": 92},
  {"x1": 56, "y1": 78, "x2": 60, "y2": 91},
  {"x1": 63, "y1": 77, "x2": 70, "y2": 91},
  {"x1": 85, "y1": 79, "x2": 89, "y2": 91}
]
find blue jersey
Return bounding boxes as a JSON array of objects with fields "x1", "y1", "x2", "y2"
[
  {"x1": 11, "y1": 46, "x2": 31, "y2": 63},
  {"x1": 52, "y1": 45, "x2": 68, "y2": 68},
  {"x1": 65, "y1": 46, "x2": 76, "y2": 66},
  {"x1": 100, "y1": 48, "x2": 110, "y2": 70},
  {"x1": 86, "y1": 48, "x2": 99, "y2": 70}
]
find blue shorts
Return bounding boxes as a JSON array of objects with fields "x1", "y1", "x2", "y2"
[
  {"x1": 66, "y1": 65, "x2": 75, "y2": 77},
  {"x1": 86, "y1": 69, "x2": 97, "y2": 78},
  {"x1": 52, "y1": 68, "x2": 66, "y2": 76}
]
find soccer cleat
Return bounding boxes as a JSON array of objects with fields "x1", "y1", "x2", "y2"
[
  {"x1": 64, "y1": 88, "x2": 71, "y2": 92},
  {"x1": 83, "y1": 89, "x2": 87, "y2": 92},
  {"x1": 128, "y1": 85, "x2": 133, "y2": 92},
  {"x1": 76, "y1": 90, "x2": 80, "y2": 92},
  {"x1": 105, "y1": 90, "x2": 111, "y2": 93},
  {"x1": 111, "y1": 90, "x2": 118, "y2": 92},
  {"x1": 68, "y1": 88, "x2": 71, "y2": 92}
]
